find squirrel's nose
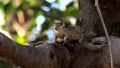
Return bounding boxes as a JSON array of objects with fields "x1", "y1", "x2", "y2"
[{"x1": 55, "y1": 28, "x2": 57, "y2": 30}]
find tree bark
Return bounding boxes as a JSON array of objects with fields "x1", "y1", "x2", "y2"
[
  {"x1": 77, "y1": 0, "x2": 100, "y2": 38},
  {"x1": 0, "y1": 32, "x2": 72, "y2": 68},
  {"x1": 0, "y1": 0, "x2": 120, "y2": 68},
  {"x1": 1, "y1": 32, "x2": 120, "y2": 68}
]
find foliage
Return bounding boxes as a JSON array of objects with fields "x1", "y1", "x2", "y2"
[{"x1": 0, "y1": 0, "x2": 78, "y2": 44}]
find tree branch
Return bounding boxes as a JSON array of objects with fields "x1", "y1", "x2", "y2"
[
  {"x1": 1, "y1": 31, "x2": 120, "y2": 68},
  {"x1": 0, "y1": 32, "x2": 71, "y2": 68}
]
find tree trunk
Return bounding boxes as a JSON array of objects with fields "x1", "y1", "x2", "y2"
[{"x1": 0, "y1": 0, "x2": 120, "y2": 68}]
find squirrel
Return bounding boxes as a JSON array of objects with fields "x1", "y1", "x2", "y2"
[
  {"x1": 54, "y1": 22, "x2": 65, "y2": 43},
  {"x1": 54, "y1": 22, "x2": 82, "y2": 43}
]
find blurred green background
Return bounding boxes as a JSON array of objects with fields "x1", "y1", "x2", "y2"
[
  {"x1": 0, "y1": 0, "x2": 78, "y2": 67},
  {"x1": 0, "y1": 0, "x2": 78, "y2": 44}
]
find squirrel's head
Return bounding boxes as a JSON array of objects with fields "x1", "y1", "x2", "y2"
[{"x1": 54, "y1": 22, "x2": 64, "y2": 30}]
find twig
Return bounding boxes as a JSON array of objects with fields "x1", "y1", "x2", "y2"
[{"x1": 95, "y1": 0, "x2": 113, "y2": 68}]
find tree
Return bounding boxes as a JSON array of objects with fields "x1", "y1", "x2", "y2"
[{"x1": 0, "y1": 0, "x2": 120, "y2": 68}]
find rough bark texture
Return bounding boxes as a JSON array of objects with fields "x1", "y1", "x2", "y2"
[
  {"x1": 0, "y1": 32, "x2": 72, "y2": 68},
  {"x1": 1, "y1": 32, "x2": 120, "y2": 68},
  {"x1": 0, "y1": 0, "x2": 120, "y2": 68},
  {"x1": 77, "y1": 0, "x2": 100, "y2": 38},
  {"x1": 99, "y1": 0, "x2": 120, "y2": 37}
]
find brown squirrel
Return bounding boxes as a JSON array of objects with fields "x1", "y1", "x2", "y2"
[{"x1": 54, "y1": 22, "x2": 82, "y2": 43}]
